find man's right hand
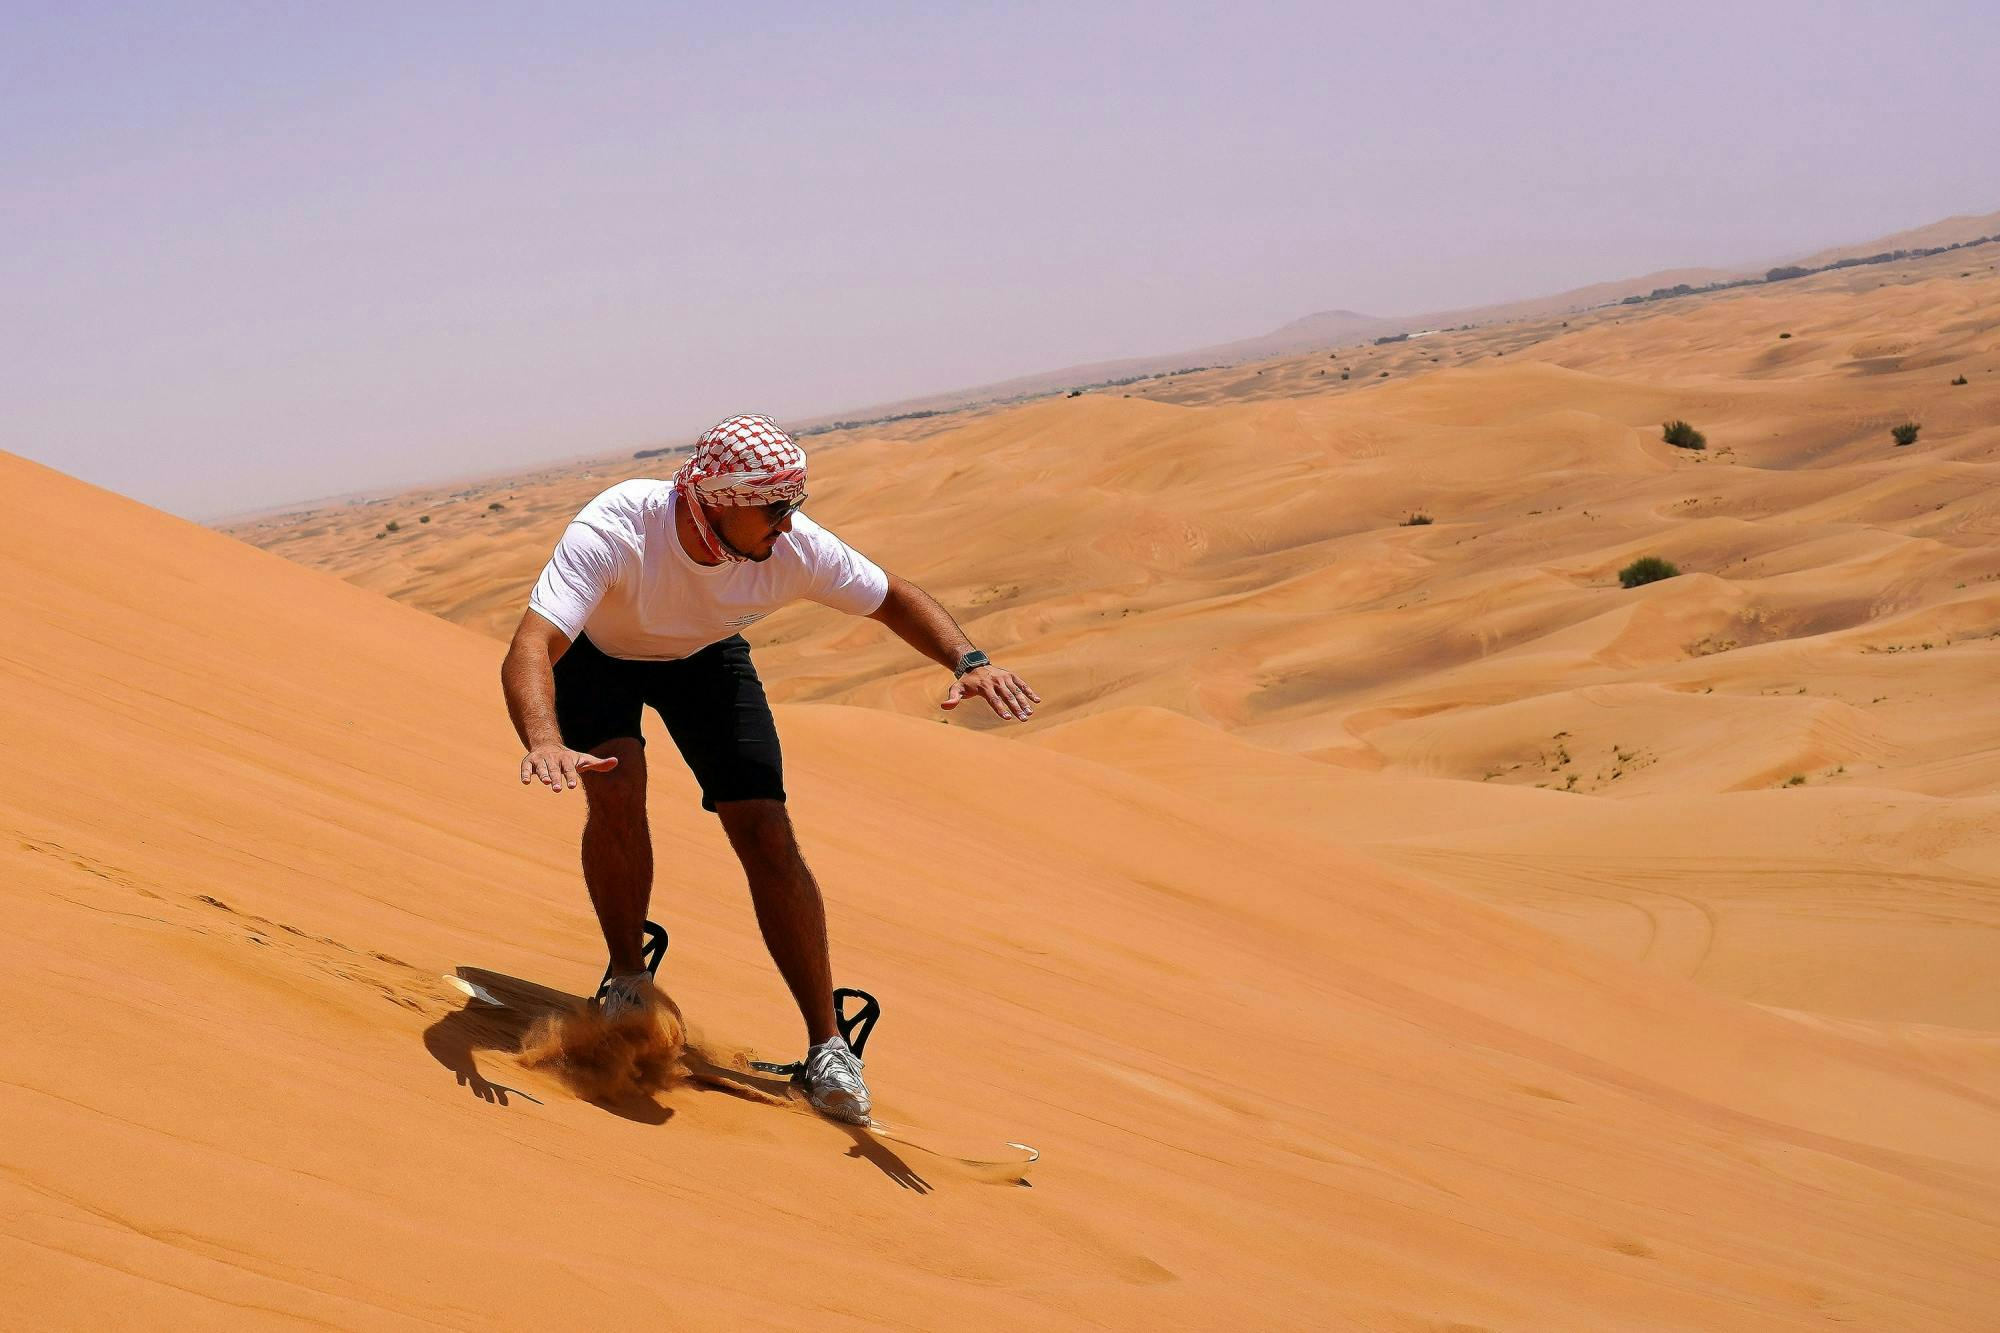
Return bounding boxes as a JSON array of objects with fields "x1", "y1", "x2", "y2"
[{"x1": 520, "y1": 745, "x2": 618, "y2": 792}]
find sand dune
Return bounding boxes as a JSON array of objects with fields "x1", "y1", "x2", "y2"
[
  {"x1": 8, "y1": 444, "x2": 2000, "y2": 1326},
  {"x1": 9, "y1": 239, "x2": 1999, "y2": 1325},
  {"x1": 2, "y1": 442, "x2": 1995, "y2": 1330},
  {"x1": 1034, "y1": 705, "x2": 2000, "y2": 1031}
]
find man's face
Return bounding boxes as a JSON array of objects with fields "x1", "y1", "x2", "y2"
[{"x1": 711, "y1": 498, "x2": 800, "y2": 561}]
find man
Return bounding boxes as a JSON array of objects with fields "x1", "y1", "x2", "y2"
[{"x1": 500, "y1": 414, "x2": 1041, "y2": 1124}]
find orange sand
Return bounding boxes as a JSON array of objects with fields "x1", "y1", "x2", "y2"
[{"x1": 4, "y1": 241, "x2": 1999, "y2": 1327}]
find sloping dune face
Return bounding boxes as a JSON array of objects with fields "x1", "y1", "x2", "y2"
[{"x1": 11, "y1": 246, "x2": 2000, "y2": 1327}]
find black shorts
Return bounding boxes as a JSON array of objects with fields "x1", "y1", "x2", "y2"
[{"x1": 553, "y1": 631, "x2": 784, "y2": 812}]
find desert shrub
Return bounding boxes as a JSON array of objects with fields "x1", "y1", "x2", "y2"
[
  {"x1": 1785, "y1": 774, "x2": 1806, "y2": 787},
  {"x1": 419, "y1": 515, "x2": 431, "y2": 523},
  {"x1": 1891, "y1": 422, "x2": 1921, "y2": 446},
  {"x1": 1402, "y1": 513, "x2": 1433, "y2": 526},
  {"x1": 1951, "y1": 375, "x2": 1969, "y2": 386},
  {"x1": 1662, "y1": 420, "x2": 1706, "y2": 450},
  {"x1": 1619, "y1": 556, "x2": 1680, "y2": 588},
  {"x1": 489, "y1": 501, "x2": 505, "y2": 510},
  {"x1": 1778, "y1": 332, "x2": 1792, "y2": 339},
  {"x1": 1340, "y1": 372, "x2": 1349, "y2": 380},
  {"x1": 385, "y1": 520, "x2": 400, "y2": 532}
]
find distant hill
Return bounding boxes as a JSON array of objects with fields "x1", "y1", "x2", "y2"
[
  {"x1": 791, "y1": 206, "x2": 2000, "y2": 434},
  {"x1": 789, "y1": 312, "x2": 1396, "y2": 432},
  {"x1": 1783, "y1": 208, "x2": 2000, "y2": 271}
]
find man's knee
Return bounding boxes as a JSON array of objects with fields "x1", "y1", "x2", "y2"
[
  {"x1": 717, "y1": 798, "x2": 795, "y2": 866},
  {"x1": 582, "y1": 737, "x2": 647, "y2": 820}
]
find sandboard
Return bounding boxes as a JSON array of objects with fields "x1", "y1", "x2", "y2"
[{"x1": 442, "y1": 928, "x2": 1037, "y2": 1180}]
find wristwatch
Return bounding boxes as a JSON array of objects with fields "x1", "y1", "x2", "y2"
[{"x1": 952, "y1": 649, "x2": 991, "y2": 678}]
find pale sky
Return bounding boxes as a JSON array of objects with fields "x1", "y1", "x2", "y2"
[{"x1": 6, "y1": 2, "x2": 1996, "y2": 520}]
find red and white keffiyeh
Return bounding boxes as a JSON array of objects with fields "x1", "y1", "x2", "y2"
[{"x1": 672, "y1": 414, "x2": 808, "y2": 563}]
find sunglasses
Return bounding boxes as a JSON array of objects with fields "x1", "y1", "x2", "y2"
[{"x1": 762, "y1": 496, "x2": 806, "y2": 523}]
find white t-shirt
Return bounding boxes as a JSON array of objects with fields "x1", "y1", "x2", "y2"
[{"x1": 528, "y1": 479, "x2": 889, "y2": 660}]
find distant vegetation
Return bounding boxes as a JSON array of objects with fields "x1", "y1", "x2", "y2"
[
  {"x1": 418, "y1": 515, "x2": 431, "y2": 524},
  {"x1": 1401, "y1": 512, "x2": 1433, "y2": 526},
  {"x1": 1083, "y1": 366, "x2": 1215, "y2": 392},
  {"x1": 1627, "y1": 282, "x2": 1726, "y2": 303},
  {"x1": 1619, "y1": 556, "x2": 1680, "y2": 588},
  {"x1": 783, "y1": 365, "x2": 1227, "y2": 441},
  {"x1": 1778, "y1": 332, "x2": 1792, "y2": 339},
  {"x1": 1951, "y1": 375, "x2": 1969, "y2": 386},
  {"x1": 385, "y1": 520, "x2": 400, "y2": 532},
  {"x1": 1661, "y1": 420, "x2": 1707, "y2": 450},
  {"x1": 796, "y1": 405, "x2": 951, "y2": 436},
  {"x1": 1892, "y1": 422, "x2": 1922, "y2": 446},
  {"x1": 1616, "y1": 233, "x2": 1999, "y2": 308},
  {"x1": 630, "y1": 406, "x2": 965, "y2": 456},
  {"x1": 488, "y1": 501, "x2": 505, "y2": 510},
  {"x1": 1373, "y1": 333, "x2": 1410, "y2": 345}
]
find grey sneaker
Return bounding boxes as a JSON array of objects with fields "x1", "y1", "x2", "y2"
[
  {"x1": 802, "y1": 1033, "x2": 872, "y2": 1124},
  {"x1": 596, "y1": 970, "x2": 652, "y2": 1024}
]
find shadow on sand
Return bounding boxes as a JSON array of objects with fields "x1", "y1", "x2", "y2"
[{"x1": 422, "y1": 966, "x2": 931, "y2": 1191}]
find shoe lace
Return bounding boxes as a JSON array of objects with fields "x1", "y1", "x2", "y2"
[
  {"x1": 596, "y1": 971, "x2": 650, "y2": 1014},
  {"x1": 807, "y1": 1038, "x2": 865, "y2": 1092}
]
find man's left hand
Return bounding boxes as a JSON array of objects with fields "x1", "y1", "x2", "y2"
[{"x1": 942, "y1": 664, "x2": 1041, "y2": 722}]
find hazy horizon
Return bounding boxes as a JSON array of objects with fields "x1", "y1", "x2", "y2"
[{"x1": 7, "y1": 1, "x2": 1996, "y2": 521}]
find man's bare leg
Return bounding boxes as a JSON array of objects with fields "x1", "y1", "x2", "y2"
[
  {"x1": 716, "y1": 799, "x2": 838, "y2": 1046},
  {"x1": 579, "y1": 737, "x2": 652, "y2": 975}
]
